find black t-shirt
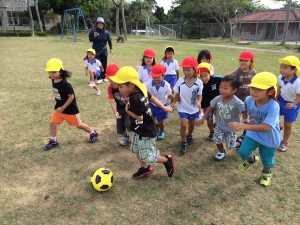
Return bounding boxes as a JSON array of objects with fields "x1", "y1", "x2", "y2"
[
  {"x1": 128, "y1": 92, "x2": 157, "y2": 138},
  {"x1": 52, "y1": 79, "x2": 79, "y2": 115},
  {"x1": 202, "y1": 76, "x2": 222, "y2": 108},
  {"x1": 112, "y1": 86, "x2": 126, "y2": 113}
]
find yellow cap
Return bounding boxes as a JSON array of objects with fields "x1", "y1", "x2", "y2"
[
  {"x1": 249, "y1": 72, "x2": 277, "y2": 90},
  {"x1": 109, "y1": 66, "x2": 148, "y2": 97},
  {"x1": 45, "y1": 58, "x2": 63, "y2": 72},
  {"x1": 197, "y1": 62, "x2": 211, "y2": 77},
  {"x1": 279, "y1": 56, "x2": 300, "y2": 78},
  {"x1": 87, "y1": 48, "x2": 96, "y2": 55}
]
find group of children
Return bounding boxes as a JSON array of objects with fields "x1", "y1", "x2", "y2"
[{"x1": 43, "y1": 45, "x2": 300, "y2": 187}]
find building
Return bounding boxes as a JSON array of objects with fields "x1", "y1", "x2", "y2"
[{"x1": 236, "y1": 8, "x2": 300, "y2": 42}]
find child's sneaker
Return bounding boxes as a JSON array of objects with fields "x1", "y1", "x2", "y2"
[
  {"x1": 239, "y1": 155, "x2": 259, "y2": 172},
  {"x1": 181, "y1": 142, "x2": 188, "y2": 154},
  {"x1": 164, "y1": 153, "x2": 175, "y2": 177},
  {"x1": 260, "y1": 172, "x2": 272, "y2": 187},
  {"x1": 96, "y1": 90, "x2": 101, "y2": 96},
  {"x1": 132, "y1": 165, "x2": 154, "y2": 179},
  {"x1": 207, "y1": 132, "x2": 214, "y2": 141},
  {"x1": 277, "y1": 141, "x2": 288, "y2": 152},
  {"x1": 119, "y1": 135, "x2": 130, "y2": 146},
  {"x1": 96, "y1": 79, "x2": 103, "y2": 84},
  {"x1": 186, "y1": 135, "x2": 193, "y2": 145},
  {"x1": 215, "y1": 151, "x2": 226, "y2": 161},
  {"x1": 104, "y1": 78, "x2": 109, "y2": 82},
  {"x1": 89, "y1": 131, "x2": 98, "y2": 143},
  {"x1": 88, "y1": 82, "x2": 96, "y2": 87},
  {"x1": 44, "y1": 139, "x2": 59, "y2": 150},
  {"x1": 157, "y1": 131, "x2": 165, "y2": 140}
]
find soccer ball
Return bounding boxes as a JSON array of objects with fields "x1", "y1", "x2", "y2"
[{"x1": 90, "y1": 168, "x2": 114, "y2": 192}]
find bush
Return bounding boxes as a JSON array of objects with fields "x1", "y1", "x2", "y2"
[
  {"x1": 18, "y1": 32, "x2": 31, "y2": 37},
  {"x1": 35, "y1": 31, "x2": 47, "y2": 36},
  {"x1": 0, "y1": 32, "x2": 17, "y2": 37}
]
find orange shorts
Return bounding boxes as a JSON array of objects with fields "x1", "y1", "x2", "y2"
[{"x1": 50, "y1": 110, "x2": 83, "y2": 127}]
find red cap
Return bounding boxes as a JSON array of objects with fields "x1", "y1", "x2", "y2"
[
  {"x1": 106, "y1": 64, "x2": 119, "y2": 78},
  {"x1": 180, "y1": 57, "x2": 198, "y2": 70},
  {"x1": 149, "y1": 64, "x2": 166, "y2": 77},
  {"x1": 143, "y1": 49, "x2": 156, "y2": 58},
  {"x1": 239, "y1": 51, "x2": 254, "y2": 61}
]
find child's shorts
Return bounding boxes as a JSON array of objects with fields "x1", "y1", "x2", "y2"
[
  {"x1": 116, "y1": 111, "x2": 130, "y2": 134},
  {"x1": 203, "y1": 107, "x2": 214, "y2": 121},
  {"x1": 95, "y1": 70, "x2": 101, "y2": 78},
  {"x1": 213, "y1": 126, "x2": 237, "y2": 150},
  {"x1": 164, "y1": 74, "x2": 177, "y2": 88},
  {"x1": 238, "y1": 135, "x2": 276, "y2": 168},
  {"x1": 279, "y1": 96, "x2": 300, "y2": 122},
  {"x1": 151, "y1": 103, "x2": 168, "y2": 121},
  {"x1": 178, "y1": 111, "x2": 199, "y2": 120},
  {"x1": 50, "y1": 110, "x2": 82, "y2": 127},
  {"x1": 131, "y1": 133, "x2": 160, "y2": 163}
]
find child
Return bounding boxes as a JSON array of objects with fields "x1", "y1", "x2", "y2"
[
  {"x1": 138, "y1": 49, "x2": 156, "y2": 83},
  {"x1": 110, "y1": 66, "x2": 175, "y2": 179},
  {"x1": 197, "y1": 62, "x2": 223, "y2": 141},
  {"x1": 84, "y1": 48, "x2": 104, "y2": 95},
  {"x1": 161, "y1": 46, "x2": 179, "y2": 91},
  {"x1": 44, "y1": 58, "x2": 98, "y2": 150},
  {"x1": 230, "y1": 51, "x2": 256, "y2": 102},
  {"x1": 145, "y1": 64, "x2": 174, "y2": 140},
  {"x1": 199, "y1": 75, "x2": 245, "y2": 161},
  {"x1": 277, "y1": 56, "x2": 300, "y2": 152},
  {"x1": 106, "y1": 64, "x2": 131, "y2": 146},
  {"x1": 228, "y1": 72, "x2": 282, "y2": 186},
  {"x1": 197, "y1": 49, "x2": 215, "y2": 75},
  {"x1": 171, "y1": 57, "x2": 203, "y2": 154}
]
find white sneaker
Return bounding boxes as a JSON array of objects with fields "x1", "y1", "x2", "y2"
[
  {"x1": 96, "y1": 79, "x2": 103, "y2": 84},
  {"x1": 119, "y1": 136, "x2": 130, "y2": 146},
  {"x1": 104, "y1": 78, "x2": 109, "y2": 82},
  {"x1": 215, "y1": 151, "x2": 226, "y2": 161},
  {"x1": 96, "y1": 90, "x2": 101, "y2": 95},
  {"x1": 88, "y1": 82, "x2": 96, "y2": 87}
]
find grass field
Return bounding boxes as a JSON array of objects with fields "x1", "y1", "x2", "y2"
[{"x1": 1, "y1": 34, "x2": 300, "y2": 225}]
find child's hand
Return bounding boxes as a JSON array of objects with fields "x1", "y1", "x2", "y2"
[
  {"x1": 115, "y1": 112, "x2": 121, "y2": 119},
  {"x1": 197, "y1": 118, "x2": 205, "y2": 127},
  {"x1": 285, "y1": 103, "x2": 294, "y2": 109},
  {"x1": 228, "y1": 122, "x2": 245, "y2": 131},
  {"x1": 101, "y1": 68, "x2": 104, "y2": 72},
  {"x1": 56, "y1": 107, "x2": 64, "y2": 113},
  {"x1": 164, "y1": 105, "x2": 173, "y2": 113}
]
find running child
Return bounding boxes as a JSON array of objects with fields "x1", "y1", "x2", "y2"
[
  {"x1": 197, "y1": 49, "x2": 215, "y2": 75},
  {"x1": 197, "y1": 62, "x2": 223, "y2": 141},
  {"x1": 110, "y1": 66, "x2": 175, "y2": 179},
  {"x1": 145, "y1": 64, "x2": 174, "y2": 140},
  {"x1": 161, "y1": 46, "x2": 179, "y2": 92},
  {"x1": 277, "y1": 56, "x2": 300, "y2": 152},
  {"x1": 229, "y1": 72, "x2": 282, "y2": 187},
  {"x1": 84, "y1": 48, "x2": 104, "y2": 95},
  {"x1": 230, "y1": 51, "x2": 256, "y2": 102},
  {"x1": 199, "y1": 75, "x2": 245, "y2": 161},
  {"x1": 44, "y1": 58, "x2": 98, "y2": 150},
  {"x1": 138, "y1": 49, "x2": 156, "y2": 83},
  {"x1": 171, "y1": 57, "x2": 203, "y2": 154},
  {"x1": 106, "y1": 64, "x2": 131, "y2": 146}
]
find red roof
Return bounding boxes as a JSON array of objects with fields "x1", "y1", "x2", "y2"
[{"x1": 237, "y1": 8, "x2": 300, "y2": 22}]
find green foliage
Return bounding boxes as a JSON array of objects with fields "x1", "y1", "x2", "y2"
[
  {"x1": 35, "y1": 31, "x2": 47, "y2": 36},
  {"x1": 18, "y1": 32, "x2": 32, "y2": 37}
]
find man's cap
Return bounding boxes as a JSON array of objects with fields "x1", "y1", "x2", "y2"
[{"x1": 96, "y1": 17, "x2": 105, "y2": 24}]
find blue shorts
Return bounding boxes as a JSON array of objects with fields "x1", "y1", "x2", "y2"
[
  {"x1": 238, "y1": 135, "x2": 276, "y2": 168},
  {"x1": 203, "y1": 107, "x2": 214, "y2": 121},
  {"x1": 178, "y1": 112, "x2": 199, "y2": 120},
  {"x1": 279, "y1": 96, "x2": 300, "y2": 122},
  {"x1": 164, "y1": 74, "x2": 177, "y2": 88},
  {"x1": 95, "y1": 70, "x2": 101, "y2": 78},
  {"x1": 151, "y1": 103, "x2": 168, "y2": 121}
]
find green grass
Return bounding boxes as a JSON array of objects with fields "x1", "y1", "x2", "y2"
[{"x1": 1, "y1": 35, "x2": 300, "y2": 225}]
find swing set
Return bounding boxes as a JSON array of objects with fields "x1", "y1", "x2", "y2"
[{"x1": 61, "y1": 8, "x2": 89, "y2": 43}]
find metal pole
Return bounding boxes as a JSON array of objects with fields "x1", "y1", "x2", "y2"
[{"x1": 254, "y1": 22, "x2": 258, "y2": 42}]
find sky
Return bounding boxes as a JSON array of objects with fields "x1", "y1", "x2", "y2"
[{"x1": 155, "y1": 0, "x2": 286, "y2": 14}]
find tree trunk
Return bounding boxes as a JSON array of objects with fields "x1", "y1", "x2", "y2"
[
  {"x1": 281, "y1": 0, "x2": 292, "y2": 45},
  {"x1": 27, "y1": 0, "x2": 34, "y2": 36},
  {"x1": 35, "y1": 0, "x2": 43, "y2": 32},
  {"x1": 115, "y1": 5, "x2": 120, "y2": 36},
  {"x1": 120, "y1": 0, "x2": 127, "y2": 40}
]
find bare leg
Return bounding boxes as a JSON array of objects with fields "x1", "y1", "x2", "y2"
[
  {"x1": 89, "y1": 70, "x2": 96, "y2": 82},
  {"x1": 157, "y1": 120, "x2": 164, "y2": 131},
  {"x1": 50, "y1": 122, "x2": 57, "y2": 137},
  {"x1": 180, "y1": 118, "x2": 188, "y2": 142},
  {"x1": 207, "y1": 119, "x2": 214, "y2": 133},
  {"x1": 283, "y1": 121, "x2": 293, "y2": 143},
  {"x1": 77, "y1": 123, "x2": 93, "y2": 133},
  {"x1": 136, "y1": 154, "x2": 148, "y2": 168},
  {"x1": 186, "y1": 119, "x2": 195, "y2": 136},
  {"x1": 217, "y1": 143, "x2": 225, "y2": 153}
]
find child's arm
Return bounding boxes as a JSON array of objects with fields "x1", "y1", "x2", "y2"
[
  {"x1": 228, "y1": 122, "x2": 271, "y2": 132},
  {"x1": 168, "y1": 93, "x2": 175, "y2": 103},
  {"x1": 100, "y1": 65, "x2": 104, "y2": 72},
  {"x1": 56, "y1": 94, "x2": 74, "y2": 113},
  {"x1": 196, "y1": 94, "x2": 202, "y2": 110},
  {"x1": 125, "y1": 103, "x2": 143, "y2": 121},
  {"x1": 109, "y1": 99, "x2": 121, "y2": 119},
  {"x1": 176, "y1": 70, "x2": 179, "y2": 80},
  {"x1": 286, "y1": 94, "x2": 300, "y2": 109},
  {"x1": 198, "y1": 106, "x2": 213, "y2": 126},
  {"x1": 150, "y1": 95, "x2": 173, "y2": 113},
  {"x1": 170, "y1": 93, "x2": 180, "y2": 106},
  {"x1": 85, "y1": 67, "x2": 88, "y2": 75},
  {"x1": 241, "y1": 111, "x2": 249, "y2": 123},
  {"x1": 276, "y1": 85, "x2": 281, "y2": 98}
]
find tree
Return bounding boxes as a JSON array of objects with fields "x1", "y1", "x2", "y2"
[
  {"x1": 281, "y1": 0, "x2": 292, "y2": 45},
  {"x1": 27, "y1": 0, "x2": 35, "y2": 36},
  {"x1": 154, "y1": 5, "x2": 165, "y2": 23},
  {"x1": 35, "y1": 0, "x2": 43, "y2": 32},
  {"x1": 112, "y1": 0, "x2": 121, "y2": 36},
  {"x1": 120, "y1": 0, "x2": 127, "y2": 40}
]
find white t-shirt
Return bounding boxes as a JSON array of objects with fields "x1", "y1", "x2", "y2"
[
  {"x1": 145, "y1": 80, "x2": 172, "y2": 105},
  {"x1": 174, "y1": 77, "x2": 203, "y2": 114},
  {"x1": 161, "y1": 59, "x2": 179, "y2": 75},
  {"x1": 138, "y1": 66, "x2": 152, "y2": 83},
  {"x1": 278, "y1": 74, "x2": 300, "y2": 102},
  {"x1": 85, "y1": 59, "x2": 102, "y2": 71}
]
